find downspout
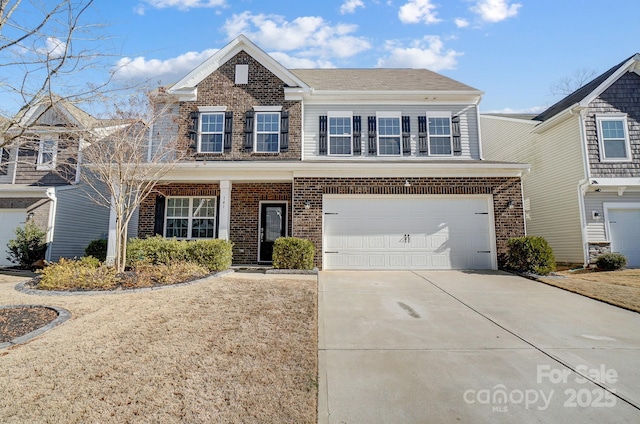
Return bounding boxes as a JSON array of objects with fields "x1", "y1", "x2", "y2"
[
  {"x1": 574, "y1": 108, "x2": 591, "y2": 267},
  {"x1": 11, "y1": 143, "x2": 19, "y2": 184},
  {"x1": 45, "y1": 187, "x2": 57, "y2": 262},
  {"x1": 475, "y1": 99, "x2": 485, "y2": 160}
]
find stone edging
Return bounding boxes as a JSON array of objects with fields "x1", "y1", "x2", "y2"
[
  {"x1": 14, "y1": 269, "x2": 235, "y2": 297},
  {"x1": 0, "y1": 305, "x2": 72, "y2": 350}
]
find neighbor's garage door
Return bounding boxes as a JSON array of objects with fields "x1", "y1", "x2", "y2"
[
  {"x1": 0, "y1": 209, "x2": 26, "y2": 267},
  {"x1": 323, "y1": 196, "x2": 495, "y2": 270},
  {"x1": 608, "y1": 208, "x2": 640, "y2": 267}
]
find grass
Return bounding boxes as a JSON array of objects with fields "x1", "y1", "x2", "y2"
[
  {"x1": 0, "y1": 273, "x2": 317, "y2": 423},
  {"x1": 539, "y1": 268, "x2": 640, "y2": 313}
]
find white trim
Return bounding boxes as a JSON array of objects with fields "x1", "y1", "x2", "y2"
[
  {"x1": 596, "y1": 114, "x2": 632, "y2": 162},
  {"x1": 257, "y1": 201, "x2": 288, "y2": 263},
  {"x1": 253, "y1": 105, "x2": 282, "y2": 112},
  {"x1": 164, "y1": 196, "x2": 218, "y2": 239},
  {"x1": 218, "y1": 181, "x2": 231, "y2": 240},
  {"x1": 577, "y1": 180, "x2": 590, "y2": 267},
  {"x1": 327, "y1": 111, "x2": 354, "y2": 157},
  {"x1": 578, "y1": 110, "x2": 591, "y2": 180},
  {"x1": 36, "y1": 138, "x2": 58, "y2": 170},
  {"x1": 198, "y1": 111, "x2": 225, "y2": 154},
  {"x1": 426, "y1": 112, "x2": 453, "y2": 157},
  {"x1": 198, "y1": 106, "x2": 227, "y2": 112},
  {"x1": 254, "y1": 111, "x2": 281, "y2": 153},
  {"x1": 44, "y1": 188, "x2": 57, "y2": 262},
  {"x1": 589, "y1": 177, "x2": 640, "y2": 187},
  {"x1": 375, "y1": 111, "x2": 402, "y2": 157},
  {"x1": 603, "y1": 202, "x2": 640, "y2": 242}
]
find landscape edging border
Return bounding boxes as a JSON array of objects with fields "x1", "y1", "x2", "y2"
[{"x1": 0, "y1": 305, "x2": 71, "y2": 349}]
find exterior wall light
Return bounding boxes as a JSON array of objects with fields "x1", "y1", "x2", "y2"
[
  {"x1": 507, "y1": 200, "x2": 515, "y2": 209},
  {"x1": 304, "y1": 200, "x2": 311, "y2": 209}
]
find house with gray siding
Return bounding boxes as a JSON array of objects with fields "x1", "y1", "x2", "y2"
[
  {"x1": 482, "y1": 54, "x2": 640, "y2": 267},
  {"x1": 112, "y1": 35, "x2": 529, "y2": 270}
]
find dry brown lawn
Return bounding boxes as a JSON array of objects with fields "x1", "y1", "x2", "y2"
[
  {"x1": 0, "y1": 272, "x2": 317, "y2": 423},
  {"x1": 539, "y1": 268, "x2": 640, "y2": 313}
]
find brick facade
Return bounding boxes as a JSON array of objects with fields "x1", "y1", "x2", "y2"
[
  {"x1": 292, "y1": 177, "x2": 525, "y2": 269},
  {"x1": 176, "y1": 51, "x2": 302, "y2": 161}
]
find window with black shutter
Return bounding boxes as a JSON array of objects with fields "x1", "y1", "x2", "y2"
[
  {"x1": 452, "y1": 115, "x2": 462, "y2": 155},
  {"x1": 280, "y1": 111, "x2": 289, "y2": 152},
  {"x1": 224, "y1": 111, "x2": 233, "y2": 152},
  {"x1": 318, "y1": 115, "x2": 327, "y2": 155},
  {"x1": 402, "y1": 116, "x2": 411, "y2": 156},
  {"x1": 418, "y1": 116, "x2": 428, "y2": 155},
  {"x1": 153, "y1": 195, "x2": 166, "y2": 236},
  {"x1": 352, "y1": 116, "x2": 362, "y2": 155},
  {"x1": 244, "y1": 110, "x2": 254, "y2": 150},
  {"x1": 188, "y1": 111, "x2": 199, "y2": 147},
  {"x1": 426, "y1": 114, "x2": 453, "y2": 156},
  {"x1": 367, "y1": 116, "x2": 377, "y2": 155},
  {"x1": 0, "y1": 147, "x2": 9, "y2": 174}
]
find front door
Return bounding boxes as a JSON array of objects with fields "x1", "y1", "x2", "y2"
[{"x1": 259, "y1": 203, "x2": 287, "y2": 262}]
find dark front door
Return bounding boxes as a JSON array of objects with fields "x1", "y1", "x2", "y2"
[{"x1": 259, "y1": 203, "x2": 287, "y2": 262}]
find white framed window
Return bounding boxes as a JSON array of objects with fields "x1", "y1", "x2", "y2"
[
  {"x1": 37, "y1": 139, "x2": 57, "y2": 170},
  {"x1": 255, "y1": 112, "x2": 280, "y2": 153},
  {"x1": 165, "y1": 197, "x2": 217, "y2": 239},
  {"x1": 328, "y1": 112, "x2": 353, "y2": 156},
  {"x1": 597, "y1": 115, "x2": 631, "y2": 161},
  {"x1": 376, "y1": 112, "x2": 401, "y2": 156},
  {"x1": 427, "y1": 113, "x2": 453, "y2": 156},
  {"x1": 199, "y1": 112, "x2": 225, "y2": 153}
]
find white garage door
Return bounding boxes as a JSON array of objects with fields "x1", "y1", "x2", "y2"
[
  {"x1": 323, "y1": 195, "x2": 495, "y2": 270},
  {"x1": 0, "y1": 209, "x2": 26, "y2": 267},
  {"x1": 607, "y1": 208, "x2": 640, "y2": 267}
]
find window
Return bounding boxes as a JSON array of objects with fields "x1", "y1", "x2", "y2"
[
  {"x1": 165, "y1": 197, "x2": 217, "y2": 239},
  {"x1": 328, "y1": 114, "x2": 352, "y2": 155},
  {"x1": 597, "y1": 115, "x2": 631, "y2": 161},
  {"x1": 377, "y1": 113, "x2": 401, "y2": 156},
  {"x1": 199, "y1": 112, "x2": 224, "y2": 153},
  {"x1": 427, "y1": 114, "x2": 452, "y2": 155},
  {"x1": 37, "y1": 139, "x2": 57, "y2": 169},
  {"x1": 255, "y1": 112, "x2": 280, "y2": 153}
]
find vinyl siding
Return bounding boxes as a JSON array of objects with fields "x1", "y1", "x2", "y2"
[
  {"x1": 303, "y1": 104, "x2": 480, "y2": 160},
  {"x1": 0, "y1": 146, "x2": 17, "y2": 183},
  {"x1": 481, "y1": 115, "x2": 586, "y2": 263},
  {"x1": 149, "y1": 103, "x2": 180, "y2": 158},
  {"x1": 584, "y1": 192, "x2": 640, "y2": 242}
]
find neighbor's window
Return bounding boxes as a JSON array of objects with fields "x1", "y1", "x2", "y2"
[
  {"x1": 37, "y1": 139, "x2": 57, "y2": 169},
  {"x1": 199, "y1": 112, "x2": 224, "y2": 153},
  {"x1": 377, "y1": 114, "x2": 401, "y2": 156},
  {"x1": 329, "y1": 114, "x2": 352, "y2": 155},
  {"x1": 597, "y1": 115, "x2": 631, "y2": 161},
  {"x1": 165, "y1": 197, "x2": 217, "y2": 239},
  {"x1": 255, "y1": 112, "x2": 280, "y2": 153},
  {"x1": 427, "y1": 115, "x2": 453, "y2": 155}
]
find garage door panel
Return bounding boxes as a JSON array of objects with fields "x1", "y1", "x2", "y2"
[{"x1": 0, "y1": 210, "x2": 27, "y2": 267}]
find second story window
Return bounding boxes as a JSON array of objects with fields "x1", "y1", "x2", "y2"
[
  {"x1": 329, "y1": 114, "x2": 353, "y2": 155},
  {"x1": 199, "y1": 112, "x2": 224, "y2": 153},
  {"x1": 427, "y1": 114, "x2": 453, "y2": 156},
  {"x1": 597, "y1": 115, "x2": 631, "y2": 161},
  {"x1": 37, "y1": 139, "x2": 57, "y2": 170},
  {"x1": 255, "y1": 112, "x2": 280, "y2": 153},
  {"x1": 377, "y1": 113, "x2": 401, "y2": 156}
]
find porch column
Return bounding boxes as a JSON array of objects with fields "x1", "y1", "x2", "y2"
[
  {"x1": 218, "y1": 180, "x2": 232, "y2": 240},
  {"x1": 105, "y1": 194, "x2": 117, "y2": 265}
]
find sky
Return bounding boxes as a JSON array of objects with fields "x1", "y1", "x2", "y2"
[{"x1": 6, "y1": 0, "x2": 640, "y2": 115}]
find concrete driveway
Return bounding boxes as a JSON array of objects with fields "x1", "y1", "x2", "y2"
[{"x1": 318, "y1": 270, "x2": 640, "y2": 423}]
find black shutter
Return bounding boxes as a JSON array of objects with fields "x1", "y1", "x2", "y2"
[
  {"x1": 418, "y1": 116, "x2": 428, "y2": 155},
  {"x1": 244, "y1": 111, "x2": 254, "y2": 150},
  {"x1": 0, "y1": 147, "x2": 9, "y2": 174},
  {"x1": 223, "y1": 111, "x2": 233, "y2": 153},
  {"x1": 189, "y1": 111, "x2": 199, "y2": 148},
  {"x1": 280, "y1": 111, "x2": 289, "y2": 152},
  {"x1": 153, "y1": 195, "x2": 166, "y2": 236},
  {"x1": 452, "y1": 115, "x2": 461, "y2": 156},
  {"x1": 352, "y1": 116, "x2": 361, "y2": 155},
  {"x1": 318, "y1": 115, "x2": 327, "y2": 155},
  {"x1": 402, "y1": 116, "x2": 411, "y2": 156},
  {"x1": 367, "y1": 116, "x2": 377, "y2": 155}
]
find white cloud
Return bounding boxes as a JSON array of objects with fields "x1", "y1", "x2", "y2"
[
  {"x1": 398, "y1": 0, "x2": 441, "y2": 24},
  {"x1": 471, "y1": 0, "x2": 521, "y2": 23},
  {"x1": 340, "y1": 0, "x2": 364, "y2": 14},
  {"x1": 454, "y1": 18, "x2": 469, "y2": 28},
  {"x1": 136, "y1": 0, "x2": 225, "y2": 13},
  {"x1": 36, "y1": 37, "x2": 66, "y2": 59},
  {"x1": 376, "y1": 36, "x2": 461, "y2": 70},
  {"x1": 112, "y1": 49, "x2": 218, "y2": 83},
  {"x1": 222, "y1": 12, "x2": 371, "y2": 59},
  {"x1": 269, "y1": 52, "x2": 335, "y2": 69}
]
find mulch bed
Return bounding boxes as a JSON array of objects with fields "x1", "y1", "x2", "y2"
[{"x1": 0, "y1": 307, "x2": 58, "y2": 343}]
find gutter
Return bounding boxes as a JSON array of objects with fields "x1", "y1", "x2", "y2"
[
  {"x1": 577, "y1": 179, "x2": 590, "y2": 267},
  {"x1": 45, "y1": 187, "x2": 57, "y2": 262}
]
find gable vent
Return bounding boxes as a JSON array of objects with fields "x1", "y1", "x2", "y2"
[{"x1": 235, "y1": 64, "x2": 249, "y2": 84}]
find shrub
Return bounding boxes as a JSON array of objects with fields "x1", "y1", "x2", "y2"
[
  {"x1": 85, "y1": 239, "x2": 108, "y2": 262},
  {"x1": 126, "y1": 236, "x2": 188, "y2": 267},
  {"x1": 185, "y1": 239, "x2": 233, "y2": 271},
  {"x1": 37, "y1": 257, "x2": 118, "y2": 291},
  {"x1": 595, "y1": 253, "x2": 627, "y2": 271},
  {"x1": 505, "y1": 236, "x2": 556, "y2": 275},
  {"x1": 272, "y1": 237, "x2": 315, "y2": 270},
  {"x1": 6, "y1": 222, "x2": 48, "y2": 269},
  {"x1": 127, "y1": 261, "x2": 209, "y2": 288}
]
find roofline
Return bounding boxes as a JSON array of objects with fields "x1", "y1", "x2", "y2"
[
  {"x1": 578, "y1": 53, "x2": 640, "y2": 107},
  {"x1": 480, "y1": 114, "x2": 539, "y2": 124},
  {"x1": 532, "y1": 105, "x2": 582, "y2": 134}
]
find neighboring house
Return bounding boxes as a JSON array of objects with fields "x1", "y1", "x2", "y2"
[
  {"x1": 119, "y1": 35, "x2": 528, "y2": 270},
  {"x1": 0, "y1": 97, "x2": 136, "y2": 266},
  {"x1": 482, "y1": 54, "x2": 640, "y2": 267}
]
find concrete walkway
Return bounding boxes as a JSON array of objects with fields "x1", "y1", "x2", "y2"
[{"x1": 318, "y1": 270, "x2": 640, "y2": 423}]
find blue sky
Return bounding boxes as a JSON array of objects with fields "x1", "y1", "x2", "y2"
[{"x1": 8, "y1": 0, "x2": 640, "y2": 114}]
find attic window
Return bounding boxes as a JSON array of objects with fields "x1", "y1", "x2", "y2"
[{"x1": 235, "y1": 64, "x2": 249, "y2": 84}]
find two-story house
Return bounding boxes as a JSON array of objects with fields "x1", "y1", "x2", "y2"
[
  {"x1": 0, "y1": 96, "x2": 134, "y2": 266},
  {"x1": 482, "y1": 54, "x2": 640, "y2": 267},
  {"x1": 124, "y1": 35, "x2": 528, "y2": 270}
]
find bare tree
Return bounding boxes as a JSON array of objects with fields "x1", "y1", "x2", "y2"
[
  {"x1": 549, "y1": 68, "x2": 598, "y2": 97},
  {"x1": 0, "y1": 0, "x2": 113, "y2": 148},
  {"x1": 79, "y1": 92, "x2": 187, "y2": 272}
]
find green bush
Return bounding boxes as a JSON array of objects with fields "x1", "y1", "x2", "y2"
[
  {"x1": 595, "y1": 252, "x2": 627, "y2": 270},
  {"x1": 272, "y1": 237, "x2": 315, "y2": 270},
  {"x1": 6, "y1": 222, "x2": 48, "y2": 269},
  {"x1": 85, "y1": 239, "x2": 108, "y2": 262},
  {"x1": 505, "y1": 236, "x2": 556, "y2": 275},
  {"x1": 185, "y1": 239, "x2": 233, "y2": 271},
  {"x1": 37, "y1": 257, "x2": 118, "y2": 291}
]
